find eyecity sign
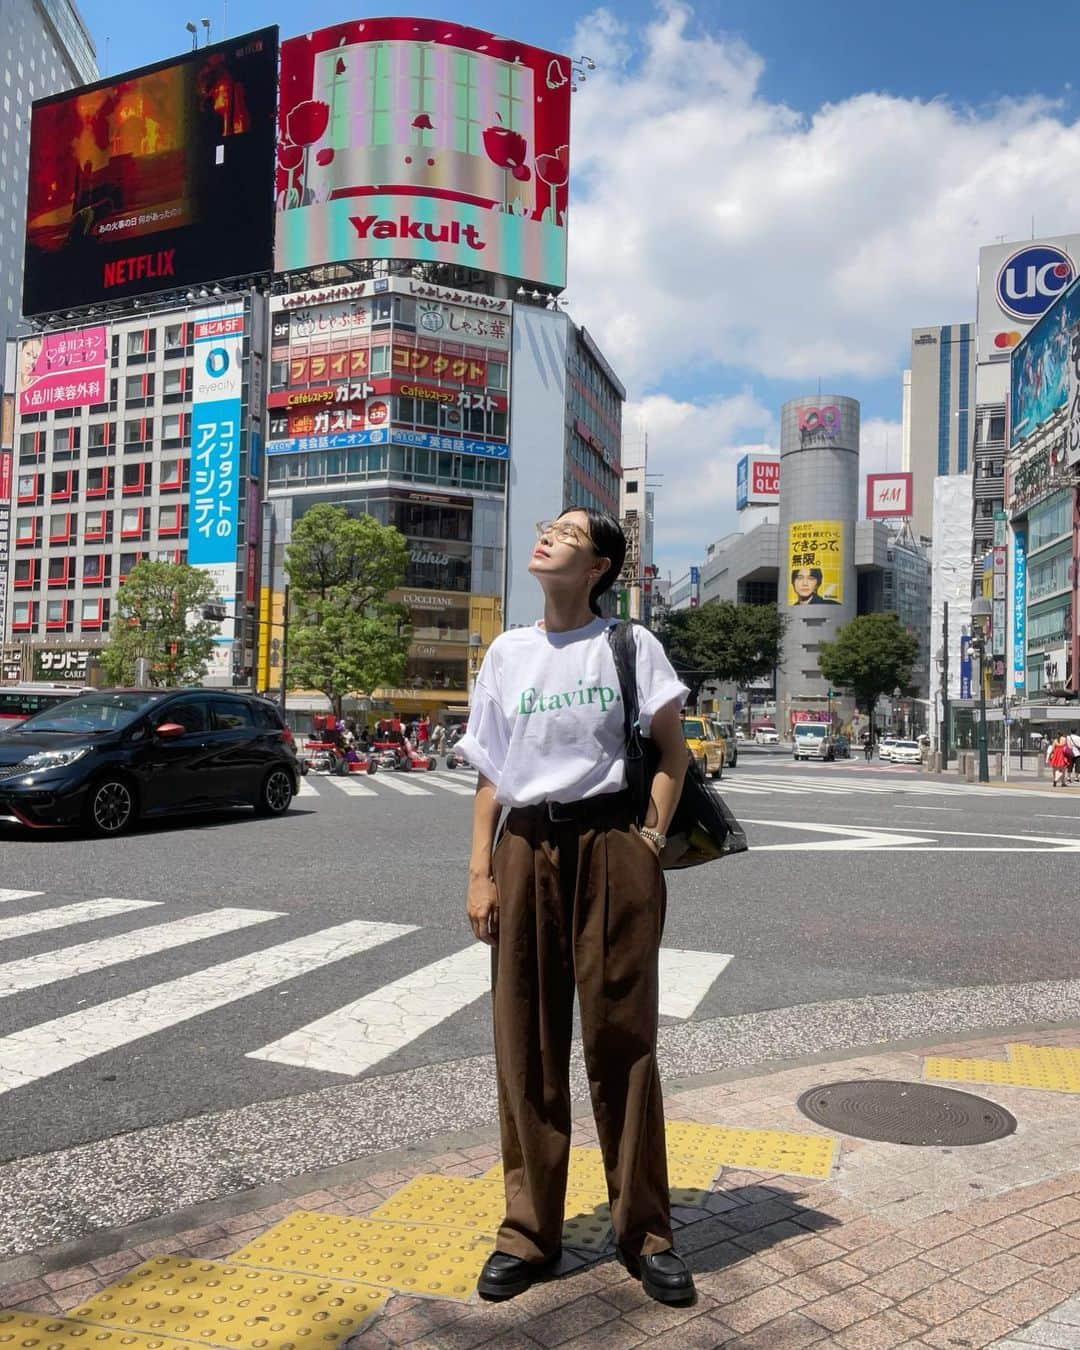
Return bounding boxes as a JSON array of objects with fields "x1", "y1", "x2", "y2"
[{"x1": 996, "y1": 245, "x2": 1075, "y2": 321}]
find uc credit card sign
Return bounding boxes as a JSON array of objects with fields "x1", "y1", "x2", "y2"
[{"x1": 188, "y1": 310, "x2": 244, "y2": 567}]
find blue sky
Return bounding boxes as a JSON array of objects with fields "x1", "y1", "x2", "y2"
[{"x1": 74, "y1": 0, "x2": 1080, "y2": 574}]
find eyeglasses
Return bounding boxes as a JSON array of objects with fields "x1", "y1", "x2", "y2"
[{"x1": 535, "y1": 519, "x2": 592, "y2": 547}]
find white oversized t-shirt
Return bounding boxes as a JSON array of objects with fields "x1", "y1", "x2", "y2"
[{"x1": 457, "y1": 617, "x2": 689, "y2": 807}]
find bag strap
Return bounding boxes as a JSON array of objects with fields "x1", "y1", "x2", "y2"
[{"x1": 606, "y1": 621, "x2": 649, "y2": 821}]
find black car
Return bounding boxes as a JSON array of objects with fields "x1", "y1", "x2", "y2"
[{"x1": 0, "y1": 689, "x2": 300, "y2": 836}]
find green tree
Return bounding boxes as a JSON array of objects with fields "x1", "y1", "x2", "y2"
[
  {"x1": 100, "y1": 561, "x2": 219, "y2": 687},
  {"x1": 657, "y1": 602, "x2": 786, "y2": 702},
  {"x1": 817, "y1": 612, "x2": 919, "y2": 734},
  {"x1": 285, "y1": 503, "x2": 409, "y2": 605},
  {"x1": 287, "y1": 601, "x2": 410, "y2": 720},
  {"x1": 284, "y1": 505, "x2": 411, "y2": 717}
]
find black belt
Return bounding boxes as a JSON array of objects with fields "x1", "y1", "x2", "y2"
[{"x1": 518, "y1": 789, "x2": 635, "y2": 824}]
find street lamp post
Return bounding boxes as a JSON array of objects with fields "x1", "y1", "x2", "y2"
[{"x1": 970, "y1": 598, "x2": 992, "y2": 784}]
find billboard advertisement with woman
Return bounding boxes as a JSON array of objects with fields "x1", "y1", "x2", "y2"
[{"x1": 788, "y1": 521, "x2": 843, "y2": 605}]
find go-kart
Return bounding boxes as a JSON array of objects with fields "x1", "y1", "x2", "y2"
[
  {"x1": 369, "y1": 724, "x2": 437, "y2": 772},
  {"x1": 306, "y1": 741, "x2": 377, "y2": 775}
]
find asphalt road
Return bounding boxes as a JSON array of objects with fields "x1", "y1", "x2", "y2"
[{"x1": 1, "y1": 745, "x2": 1078, "y2": 1255}]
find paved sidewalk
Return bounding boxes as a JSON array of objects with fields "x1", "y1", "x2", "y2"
[{"x1": 2, "y1": 1027, "x2": 1078, "y2": 1349}]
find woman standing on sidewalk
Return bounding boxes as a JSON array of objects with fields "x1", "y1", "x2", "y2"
[
  {"x1": 1047, "y1": 734, "x2": 1071, "y2": 787},
  {"x1": 458, "y1": 509, "x2": 695, "y2": 1308}
]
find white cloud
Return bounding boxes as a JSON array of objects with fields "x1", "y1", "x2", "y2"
[
  {"x1": 564, "y1": 2, "x2": 1080, "y2": 570},
  {"x1": 625, "y1": 390, "x2": 774, "y2": 576},
  {"x1": 567, "y1": 3, "x2": 1080, "y2": 390}
]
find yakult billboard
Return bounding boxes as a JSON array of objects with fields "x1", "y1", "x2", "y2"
[
  {"x1": 276, "y1": 19, "x2": 571, "y2": 289},
  {"x1": 735, "y1": 453, "x2": 779, "y2": 510}
]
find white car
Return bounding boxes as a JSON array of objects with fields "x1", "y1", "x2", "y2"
[
  {"x1": 877, "y1": 737, "x2": 898, "y2": 760},
  {"x1": 889, "y1": 739, "x2": 923, "y2": 765},
  {"x1": 754, "y1": 728, "x2": 779, "y2": 745}
]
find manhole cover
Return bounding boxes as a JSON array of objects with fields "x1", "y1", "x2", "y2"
[{"x1": 796, "y1": 1080, "x2": 1016, "y2": 1146}]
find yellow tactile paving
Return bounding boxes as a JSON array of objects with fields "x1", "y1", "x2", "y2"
[
  {"x1": 231, "y1": 1211, "x2": 489, "y2": 1301},
  {"x1": 482, "y1": 1143, "x2": 722, "y2": 1197},
  {"x1": 64, "y1": 1256, "x2": 387, "y2": 1348},
  {"x1": 0, "y1": 1309, "x2": 194, "y2": 1348},
  {"x1": 666, "y1": 1122, "x2": 840, "y2": 1180},
  {"x1": 368, "y1": 1173, "x2": 613, "y2": 1250},
  {"x1": 925, "y1": 1042, "x2": 1080, "y2": 1094}
]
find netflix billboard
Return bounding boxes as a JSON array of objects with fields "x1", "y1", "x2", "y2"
[
  {"x1": 275, "y1": 18, "x2": 571, "y2": 289},
  {"x1": 22, "y1": 28, "x2": 277, "y2": 316},
  {"x1": 865, "y1": 472, "x2": 913, "y2": 520}
]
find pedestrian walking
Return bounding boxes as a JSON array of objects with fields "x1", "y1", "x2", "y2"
[
  {"x1": 1068, "y1": 731, "x2": 1080, "y2": 783},
  {"x1": 458, "y1": 508, "x2": 696, "y2": 1307},
  {"x1": 431, "y1": 722, "x2": 446, "y2": 754},
  {"x1": 1047, "y1": 734, "x2": 1070, "y2": 787}
]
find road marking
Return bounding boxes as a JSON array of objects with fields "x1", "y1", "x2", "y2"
[
  {"x1": 325, "y1": 777, "x2": 378, "y2": 797},
  {"x1": 0, "y1": 897, "x2": 156, "y2": 943},
  {"x1": 894, "y1": 805, "x2": 961, "y2": 812},
  {"x1": 0, "y1": 890, "x2": 43, "y2": 905},
  {"x1": 296, "y1": 779, "x2": 319, "y2": 797},
  {"x1": 369, "y1": 775, "x2": 432, "y2": 797},
  {"x1": 745, "y1": 819, "x2": 1080, "y2": 853},
  {"x1": 248, "y1": 942, "x2": 491, "y2": 1076},
  {"x1": 745, "y1": 820, "x2": 937, "y2": 851},
  {"x1": 0, "y1": 907, "x2": 282, "y2": 997},
  {"x1": 422, "y1": 773, "x2": 478, "y2": 797},
  {"x1": 0, "y1": 919, "x2": 416, "y2": 1095},
  {"x1": 658, "y1": 949, "x2": 733, "y2": 1019}
]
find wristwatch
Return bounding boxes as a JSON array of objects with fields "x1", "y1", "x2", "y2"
[{"x1": 639, "y1": 826, "x2": 666, "y2": 851}]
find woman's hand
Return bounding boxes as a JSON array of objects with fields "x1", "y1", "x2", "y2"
[{"x1": 466, "y1": 872, "x2": 499, "y2": 945}]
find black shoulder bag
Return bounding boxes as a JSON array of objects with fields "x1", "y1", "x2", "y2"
[{"x1": 607, "y1": 621, "x2": 748, "y2": 870}]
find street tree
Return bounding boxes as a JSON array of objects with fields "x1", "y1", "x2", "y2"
[
  {"x1": 817, "y1": 612, "x2": 919, "y2": 735},
  {"x1": 287, "y1": 601, "x2": 410, "y2": 720},
  {"x1": 100, "y1": 561, "x2": 220, "y2": 687},
  {"x1": 284, "y1": 505, "x2": 412, "y2": 717},
  {"x1": 285, "y1": 503, "x2": 409, "y2": 605},
  {"x1": 657, "y1": 602, "x2": 786, "y2": 703}
]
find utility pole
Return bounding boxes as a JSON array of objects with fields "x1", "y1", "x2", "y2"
[
  {"x1": 940, "y1": 599, "x2": 950, "y2": 768},
  {"x1": 279, "y1": 584, "x2": 290, "y2": 713}
]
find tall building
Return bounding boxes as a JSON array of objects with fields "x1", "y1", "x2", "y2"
[
  {"x1": 0, "y1": 0, "x2": 97, "y2": 367},
  {"x1": 901, "y1": 324, "x2": 975, "y2": 543}
]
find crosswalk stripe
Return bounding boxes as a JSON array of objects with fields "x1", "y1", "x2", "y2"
[
  {"x1": 658, "y1": 949, "x2": 734, "y2": 1019},
  {"x1": 0, "y1": 897, "x2": 156, "y2": 944},
  {"x1": 296, "y1": 779, "x2": 319, "y2": 797},
  {"x1": 248, "y1": 942, "x2": 491, "y2": 1076},
  {"x1": 423, "y1": 773, "x2": 478, "y2": 797},
  {"x1": 0, "y1": 890, "x2": 43, "y2": 904},
  {"x1": 368, "y1": 774, "x2": 433, "y2": 796},
  {"x1": 326, "y1": 776, "x2": 378, "y2": 797},
  {"x1": 0, "y1": 918, "x2": 416, "y2": 1095},
  {"x1": 0, "y1": 907, "x2": 282, "y2": 998}
]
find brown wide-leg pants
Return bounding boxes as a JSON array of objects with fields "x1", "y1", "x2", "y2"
[{"x1": 490, "y1": 790, "x2": 673, "y2": 1262}]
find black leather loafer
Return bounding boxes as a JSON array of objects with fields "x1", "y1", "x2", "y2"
[
  {"x1": 617, "y1": 1245, "x2": 696, "y2": 1305},
  {"x1": 476, "y1": 1248, "x2": 562, "y2": 1300}
]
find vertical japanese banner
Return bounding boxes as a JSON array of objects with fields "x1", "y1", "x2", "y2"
[
  {"x1": 960, "y1": 634, "x2": 972, "y2": 700},
  {"x1": 188, "y1": 308, "x2": 245, "y2": 683},
  {"x1": 0, "y1": 433, "x2": 12, "y2": 649},
  {"x1": 1012, "y1": 527, "x2": 1027, "y2": 690}
]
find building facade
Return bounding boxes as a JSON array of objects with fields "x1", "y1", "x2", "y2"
[
  {"x1": 4, "y1": 294, "x2": 265, "y2": 683},
  {"x1": 0, "y1": 0, "x2": 97, "y2": 370},
  {"x1": 902, "y1": 324, "x2": 975, "y2": 543}
]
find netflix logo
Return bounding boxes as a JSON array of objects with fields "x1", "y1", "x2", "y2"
[{"x1": 103, "y1": 250, "x2": 176, "y2": 289}]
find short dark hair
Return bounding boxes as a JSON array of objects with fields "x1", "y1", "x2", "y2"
[
  {"x1": 791, "y1": 566, "x2": 823, "y2": 587},
  {"x1": 557, "y1": 506, "x2": 627, "y2": 616}
]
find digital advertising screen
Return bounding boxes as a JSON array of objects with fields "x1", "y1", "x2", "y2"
[
  {"x1": 788, "y1": 521, "x2": 843, "y2": 606},
  {"x1": 23, "y1": 27, "x2": 278, "y2": 316},
  {"x1": 1009, "y1": 273, "x2": 1080, "y2": 449},
  {"x1": 276, "y1": 18, "x2": 572, "y2": 289}
]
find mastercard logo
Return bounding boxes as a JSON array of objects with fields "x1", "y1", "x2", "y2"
[{"x1": 993, "y1": 331, "x2": 1022, "y2": 349}]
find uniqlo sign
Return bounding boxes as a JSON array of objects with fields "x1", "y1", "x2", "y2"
[
  {"x1": 865, "y1": 472, "x2": 913, "y2": 520},
  {"x1": 735, "y1": 453, "x2": 780, "y2": 509}
]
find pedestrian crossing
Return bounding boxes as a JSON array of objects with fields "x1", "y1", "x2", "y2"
[
  {"x1": 0, "y1": 891, "x2": 735, "y2": 1098},
  {"x1": 297, "y1": 769, "x2": 477, "y2": 802},
  {"x1": 715, "y1": 772, "x2": 1040, "y2": 799}
]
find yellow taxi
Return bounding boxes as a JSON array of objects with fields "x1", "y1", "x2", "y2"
[{"x1": 681, "y1": 715, "x2": 726, "y2": 779}]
